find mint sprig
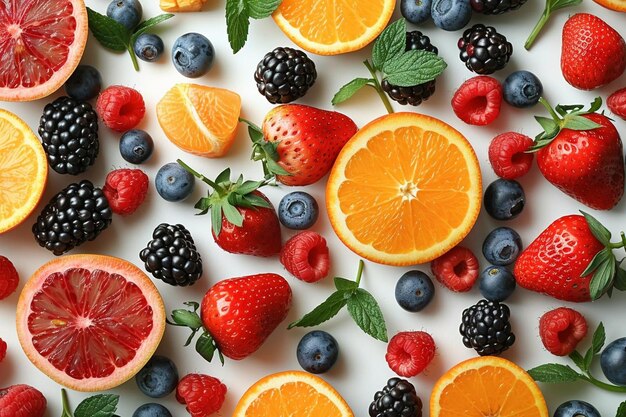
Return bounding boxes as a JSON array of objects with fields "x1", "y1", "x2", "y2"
[
  {"x1": 86, "y1": 7, "x2": 173, "y2": 71},
  {"x1": 617, "y1": 401, "x2": 626, "y2": 417},
  {"x1": 525, "y1": 0, "x2": 582, "y2": 50},
  {"x1": 226, "y1": 0, "x2": 282, "y2": 53},
  {"x1": 61, "y1": 389, "x2": 119, "y2": 417},
  {"x1": 288, "y1": 260, "x2": 388, "y2": 342}
]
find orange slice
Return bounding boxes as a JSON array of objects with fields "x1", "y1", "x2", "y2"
[
  {"x1": 156, "y1": 83, "x2": 241, "y2": 158},
  {"x1": 272, "y1": 0, "x2": 395, "y2": 55},
  {"x1": 326, "y1": 112, "x2": 482, "y2": 266},
  {"x1": 0, "y1": 109, "x2": 47, "y2": 234},
  {"x1": 593, "y1": 0, "x2": 626, "y2": 11},
  {"x1": 233, "y1": 371, "x2": 354, "y2": 417},
  {"x1": 430, "y1": 356, "x2": 549, "y2": 417}
]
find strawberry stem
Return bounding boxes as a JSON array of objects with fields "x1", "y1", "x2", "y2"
[
  {"x1": 177, "y1": 159, "x2": 222, "y2": 191},
  {"x1": 525, "y1": 0, "x2": 583, "y2": 50},
  {"x1": 363, "y1": 59, "x2": 394, "y2": 115}
]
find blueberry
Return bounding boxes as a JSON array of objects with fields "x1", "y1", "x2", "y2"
[
  {"x1": 297, "y1": 330, "x2": 339, "y2": 374},
  {"x1": 553, "y1": 400, "x2": 600, "y2": 417},
  {"x1": 156, "y1": 163, "x2": 195, "y2": 202},
  {"x1": 479, "y1": 266, "x2": 516, "y2": 302},
  {"x1": 135, "y1": 355, "x2": 179, "y2": 398},
  {"x1": 601, "y1": 337, "x2": 626, "y2": 385},
  {"x1": 172, "y1": 33, "x2": 215, "y2": 78},
  {"x1": 395, "y1": 270, "x2": 435, "y2": 312},
  {"x1": 278, "y1": 192, "x2": 319, "y2": 230},
  {"x1": 401, "y1": 0, "x2": 432, "y2": 24},
  {"x1": 120, "y1": 130, "x2": 154, "y2": 164},
  {"x1": 134, "y1": 34, "x2": 165, "y2": 62},
  {"x1": 132, "y1": 403, "x2": 173, "y2": 417},
  {"x1": 484, "y1": 179, "x2": 525, "y2": 221},
  {"x1": 64, "y1": 65, "x2": 102, "y2": 101},
  {"x1": 432, "y1": 0, "x2": 472, "y2": 31},
  {"x1": 482, "y1": 227, "x2": 522, "y2": 266},
  {"x1": 107, "y1": 0, "x2": 142, "y2": 31},
  {"x1": 503, "y1": 71, "x2": 543, "y2": 108}
]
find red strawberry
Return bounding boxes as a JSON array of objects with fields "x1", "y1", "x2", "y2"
[
  {"x1": 280, "y1": 231, "x2": 330, "y2": 283},
  {"x1": 0, "y1": 385, "x2": 46, "y2": 417},
  {"x1": 531, "y1": 98, "x2": 624, "y2": 210},
  {"x1": 0, "y1": 256, "x2": 19, "y2": 300},
  {"x1": 0, "y1": 338, "x2": 6, "y2": 363},
  {"x1": 607, "y1": 87, "x2": 626, "y2": 120},
  {"x1": 385, "y1": 331, "x2": 435, "y2": 377},
  {"x1": 102, "y1": 168, "x2": 149, "y2": 215},
  {"x1": 539, "y1": 307, "x2": 587, "y2": 356},
  {"x1": 430, "y1": 246, "x2": 479, "y2": 292},
  {"x1": 561, "y1": 13, "x2": 626, "y2": 90},
  {"x1": 176, "y1": 373, "x2": 227, "y2": 417}
]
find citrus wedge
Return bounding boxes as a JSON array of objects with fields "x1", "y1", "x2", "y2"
[
  {"x1": 272, "y1": 0, "x2": 395, "y2": 55},
  {"x1": 593, "y1": 0, "x2": 626, "y2": 11},
  {"x1": 326, "y1": 112, "x2": 482, "y2": 266},
  {"x1": 0, "y1": 109, "x2": 47, "y2": 234}
]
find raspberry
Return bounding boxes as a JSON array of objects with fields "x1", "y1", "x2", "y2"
[
  {"x1": 488, "y1": 132, "x2": 534, "y2": 180},
  {"x1": 385, "y1": 331, "x2": 435, "y2": 377},
  {"x1": 280, "y1": 231, "x2": 330, "y2": 283},
  {"x1": 96, "y1": 85, "x2": 145, "y2": 132},
  {"x1": 176, "y1": 373, "x2": 227, "y2": 417},
  {"x1": 451, "y1": 76, "x2": 502, "y2": 125},
  {"x1": 0, "y1": 338, "x2": 6, "y2": 363},
  {"x1": 607, "y1": 87, "x2": 626, "y2": 120},
  {"x1": 539, "y1": 307, "x2": 587, "y2": 356},
  {"x1": 103, "y1": 169, "x2": 149, "y2": 216},
  {"x1": 431, "y1": 246, "x2": 479, "y2": 292},
  {"x1": 0, "y1": 256, "x2": 19, "y2": 300},
  {"x1": 0, "y1": 385, "x2": 47, "y2": 417}
]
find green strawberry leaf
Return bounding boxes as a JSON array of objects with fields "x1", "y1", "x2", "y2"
[
  {"x1": 346, "y1": 289, "x2": 388, "y2": 342},
  {"x1": 211, "y1": 203, "x2": 223, "y2": 236},
  {"x1": 222, "y1": 201, "x2": 244, "y2": 226},
  {"x1": 589, "y1": 257, "x2": 616, "y2": 300},
  {"x1": 562, "y1": 115, "x2": 602, "y2": 131},
  {"x1": 591, "y1": 322, "x2": 606, "y2": 355},
  {"x1": 383, "y1": 50, "x2": 447, "y2": 87},
  {"x1": 581, "y1": 248, "x2": 611, "y2": 277},
  {"x1": 615, "y1": 264, "x2": 626, "y2": 291},
  {"x1": 288, "y1": 291, "x2": 349, "y2": 329},
  {"x1": 527, "y1": 363, "x2": 583, "y2": 383},
  {"x1": 215, "y1": 168, "x2": 232, "y2": 186},
  {"x1": 332, "y1": 78, "x2": 373, "y2": 105},
  {"x1": 372, "y1": 19, "x2": 406, "y2": 72},
  {"x1": 581, "y1": 211, "x2": 612, "y2": 245},
  {"x1": 196, "y1": 332, "x2": 223, "y2": 364},
  {"x1": 74, "y1": 394, "x2": 119, "y2": 417},
  {"x1": 243, "y1": 193, "x2": 271, "y2": 208},
  {"x1": 334, "y1": 276, "x2": 358, "y2": 291},
  {"x1": 248, "y1": 0, "x2": 282, "y2": 19},
  {"x1": 226, "y1": 0, "x2": 250, "y2": 53},
  {"x1": 616, "y1": 401, "x2": 626, "y2": 417},
  {"x1": 569, "y1": 351, "x2": 585, "y2": 371}
]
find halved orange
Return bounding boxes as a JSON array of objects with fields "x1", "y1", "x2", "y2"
[
  {"x1": 326, "y1": 112, "x2": 482, "y2": 266},
  {"x1": 593, "y1": 0, "x2": 626, "y2": 11},
  {"x1": 430, "y1": 356, "x2": 549, "y2": 417},
  {"x1": 16, "y1": 255, "x2": 166, "y2": 392},
  {"x1": 272, "y1": 0, "x2": 395, "y2": 55},
  {"x1": 233, "y1": 371, "x2": 354, "y2": 416},
  {"x1": 156, "y1": 83, "x2": 241, "y2": 158},
  {"x1": 0, "y1": 109, "x2": 47, "y2": 234}
]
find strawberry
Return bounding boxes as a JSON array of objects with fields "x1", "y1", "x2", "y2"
[
  {"x1": 514, "y1": 212, "x2": 626, "y2": 302},
  {"x1": 242, "y1": 104, "x2": 358, "y2": 186},
  {"x1": 607, "y1": 87, "x2": 626, "y2": 120},
  {"x1": 561, "y1": 13, "x2": 626, "y2": 90},
  {"x1": 530, "y1": 97, "x2": 624, "y2": 210}
]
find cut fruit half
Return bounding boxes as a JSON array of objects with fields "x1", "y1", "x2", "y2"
[
  {"x1": 593, "y1": 0, "x2": 626, "y2": 11},
  {"x1": 16, "y1": 255, "x2": 166, "y2": 392},
  {"x1": 0, "y1": 0, "x2": 88, "y2": 102}
]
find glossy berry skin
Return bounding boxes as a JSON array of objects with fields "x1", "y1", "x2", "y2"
[
  {"x1": 484, "y1": 179, "x2": 525, "y2": 221},
  {"x1": 369, "y1": 378, "x2": 422, "y2": 417},
  {"x1": 488, "y1": 132, "x2": 534, "y2": 180},
  {"x1": 385, "y1": 331, "x2": 435, "y2": 377},
  {"x1": 103, "y1": 168, "x2": 149, "y2": 216},
  {"x1": 431, "y1": 0, "x2": 472, "y2": 31},
  {"x1": 134, "y1": 34, "x2": 165, "y2": 62},
  {"x1": 107, "y1": 0, "x2": 142, "y2": 31},
  {"x1": 395, "y1": 270, "x2": 435, "y2": 312},
  {"x1": 539, "y1": 307, "x2": 587, "y2": 356},
  {"x1": 0, "y1": 385, "x2": 47, "y2": 417},
  {"x1": 452, "y1": 76, "x2": 502, "y2": 125},
  {"x1": 135, "y1": 355, "x2": 179, "y2": 398},
  {"x1": 460, "y1": 299, "x2": 515, "y2": 356},
  {"x1": 482, "y1": 227, "x2": 522, "y2": 266},
  {"x1": 479, "y1": 266, "x2": 516, "y2": 302},
  {"x1": 120, "y1": 130, "x2": 154, "y2": 164},
  {"x1": 155, "y1": 163, "x2": 195, "y2": 202},
  {"x1": 607, "y1": 87, "x2": 626, "y2": 120},
  {"x1": 459, "y1": 24, "x2": 513, "y2": 75},
  {"x1": 601, "y1": 338, "x2": 626, "y2": 385},
  {"x1": 553, "y1": 401, "x2": 600, "y2": 417},
  {"x1": 296, "y1": 330, "x2": 339, "y2": 374},
  {"x1": 431, "y1": 246, "x2": 479, "y2": 292},
  {"x1": 0, "y1": 256, "x2": 19, "y2": 300},
  {"x1": 133, "y1": 404, "x2": 172, "y2": 417},
  {"x1": 470, "y1": 0, "x2": 527, "y2": 14},
  {"x1": 64, "y1": 65, "x2": 102, "y2": 101},
  {"x1": 97, "y1": 85, "x2": 146, "y2": 132},
  {"x1": 176, "y1": 374, "x2": 227, "y2": 417},
  {"x1": 0, "y1": 338, "x2": 6, "y2": 363},
  {"x1": 401, "y1": 0, "x2": 432, "y2": 24},
  {"x1": 278, "y1": 191, "x2": 319, "y2": 229},
  {"x1": 172, "y1": 33, "x2": 215, "y2": 78},
  {"x1": 503, "y1": 71, "x2": 542, "y2": 108},
  {"x1": 280, "y1": 231, "x2": 330, "y2": 283}
]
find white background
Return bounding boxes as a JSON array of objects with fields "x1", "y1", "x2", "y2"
[{"x1": 2, "y1": 0, "x2": 626, "y2": 416}]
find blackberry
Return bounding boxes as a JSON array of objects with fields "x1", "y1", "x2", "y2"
[
  {"x1": 38, "y1": 96, "x2": 99, "y2": 175},
  {"x1": 381, "y1": 31, "x2": 439, "y2": 106},
  {"x1": 460, "y1": 299, "x2": 515, "y2": 356},
  {"x1": 139, "y1": 224, "x2": 202, "y2": 286},
  {"x1": 254, "y1": 47, "x2": 317, "y2": 104},
  {"x1": 32, "y1": 180, "x2": 112, "y2": 256},
  {"x1": 369, "y1": 378, "x2": 422, "y2": 417},
  {"x1": 470, "y1": 0, "x2": 528, "y2": 14},
  {"x1": 458, "y1": 24, "x2": 513, "y2": 75}
]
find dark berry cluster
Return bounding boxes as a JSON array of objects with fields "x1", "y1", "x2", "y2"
[
  {"x1": 458, "y1": 24, "x2": 513, "y2": 75},
  {"x1": 460, "y1": 299, "x2": 516, "y2": 356},
  {"x1": 369, "y1": 378, "x2": 422, "y2": 417},
  {"x1": 470, "y1": 0, "x2": 528, "y2": 14},
  {"x1": 254, "y1": 47, "x2": 317, "y2": 104}
]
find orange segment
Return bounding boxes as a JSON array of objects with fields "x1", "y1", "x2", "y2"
[
  {"x1": 326, "y1": 112, "x2": 481, "y2": 266},
  {"x1": 234, "y1": 371, "x2": 354, "y2": 417},
  {"x1": 0, "y1": 109, "x2": 47, "y2": 234},
  {"x1": 430, "y1": 356, "x2": 549, "y2": 417},
  {"x1": 157, "y1": 83, "x2": 241, "y2": 158},
  {"x1": 272, "y1": 0, "x2": 395, "y2": 55}
]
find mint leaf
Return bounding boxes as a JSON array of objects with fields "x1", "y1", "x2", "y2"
[
  {"x1": 86, "y1": 8, "x2": 129, "y2": 51},
  {"x1": 581, "y1": 211, "x2": 612, "y2": 245},
  {"x1": 132, "y1": 13, "x2": 174, "y2": 39},
  {"x1": 569, "y1": 351, "x2": 585, "y2": 371},
  {"x1": 226, "y1": 0, "x2": 250, "y2": 53},
  {"x1": 589, "y1": 257, "x2": 616, "y2": 300},
  {"x1": 383, "y1": 50, "x2": 447, "y2": 87},
  {"x1": 615, "y1": 265, "x2": 626, "y2": 291},
  {"x1": 616, "y1": 401, "x2": 626, "y2": 417},
  {"x1": 346, "y1": 289, "x2": 388, "y2": 342},
  {"x1": 527, "y1": 364, "x2": 582, "y2": 383},
  {"x1": 583, "y1": 347, "x2": 594, "y2": 372},
  {"x1": 332, "y1": 78, "x2": 372, "y2": 105},
  {"x1": 248, "y1": 0, "x2": 282, "y2": 19},
  {"x1": 591, "y1": 322, "x2": 606, "y2": 355},
  {"x1": 74, "y1": 394, "x2": 119, "y2": 417},
  {"x1": 288, "y1": 291, "x2": 348, "y2": 329},
  {"x1": 334, "y1": 277, "x2": 358, "y2": 291},
  {"x1": 372, "y1": 19, "x2": 406, "y2": 71}
]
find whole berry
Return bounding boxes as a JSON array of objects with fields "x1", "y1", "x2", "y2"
[
  {"x1": 278, "y1": 191, "x2": 319, "y2": 230},
  {"x1": 432, "y1": 0, "x2": 472, "y2": 31},
  {"x1": 135, "y1": 355, "x2": 179, "y2": 398},
  {"x1": 280, "y1": 231, "x2": 330, "y2": 283},
  {"x1": 254, "y1": 47, "x2": 317, "y2": 104},
  {"x1": 0, "y1": 385, "x2": 47, "y2": 417},
  {"x1": 460, "y1": 299, "x2": 515, "y2": 356},
  {"x1": 64, "y1": 65, "x2": 102, "y2": 101},
  {"x1": 431, "y1": 246, "x2": 479, "y2": 292},
  {"x1": 451, "y1": 76, "x2": 502, "y2": 125},
  {"x1": 0, "y1": 256, "x2": 19, "y2": 300},
  {"x1": 470, "y1": 0, "x2": 528, "y2": 14},
  {"x1": 503, "y1": 71, "x2": 543, "y2": 108},
  {"x1": 296, "y1": 330, "x2": 339, "y2": 374},
  {"x1": 172, "y1": 33, "x2": 215, "y2": 78},
  {"x1": 601, "y1": 337, "x2": 626, "y2": 385},
  {"x1": 368, "y1": 378, "x2": 422, "y2": 417},
  {"x1": 0, "y1": 338, "x2": 6, "y2": 363},
  {"x1": 133, "y1": 403, "x2": 172, "y2": 417},
  {"x1": 458, "y1": 24, "x2": 513, "y2": 74},
  {"x1": 120, "y1": 129, "x2": 154, "y2": 164},
  {"x1": 97, "y1": 85, "x2": 146, "y2": 132},
  {"x1": 539, "y1": 307, "x2": 587, "y2": 357},
  {"x1": 488, "y1": 132, "x2": 534, "y2": 180},
  {"x1": 608, "y1": 87, "x2": 626, "y2": 120},
  {"x1": 484, "y1": 179, "x2": 525, "y2": 221},
  {"x1": 103, "y1": 169, "x2": 149, "y2": 216},
  {"x1": 401, "y1": 0, "x2": 432, "y2": 24},
  {"x1": 107, "y1": 0, "x2": 143, "y2": 31},
  {"x1": 479, "y1": 266, "x2": 516, "y2": 302},
  {"x1": 134, "y1": 34, "x2": 165, "y2": 62},
  {"x1": 395, "y1": 270, "x2": 435, "y2": 312},
  {"x1": 176, "y1": 374, "x2": 227, "y2": 417},
  {"x1": 155, "y1": 162, "x2": 195, "y2": 202},
  {"x1": 386, "y1": 331, "x2": 435, "y2": 377},
  {"x1": 553, "y1": 401, "x2": 600, "y2": 417},
  {"x1": 482, "y1": 227, "x2": 522, "y2": 266}
]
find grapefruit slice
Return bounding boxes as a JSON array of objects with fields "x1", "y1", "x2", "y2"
[
  {"x1": 0, "y1": 0, "x2": 88, "y2": 102},
  {"x1": 16, "y1": 255, "x2": 166, "y2": 392}
]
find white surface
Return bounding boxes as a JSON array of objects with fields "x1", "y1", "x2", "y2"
[{"x1": 2, "y1": 1, "x2": 626, "y2": 416}]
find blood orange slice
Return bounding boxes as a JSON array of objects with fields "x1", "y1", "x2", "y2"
[
  {"x1": 0, "y1": 0, "x2": 88, "y2": 102},
  {"x1": 16, "y1": 255, "x2": 165, "y2": 392}
]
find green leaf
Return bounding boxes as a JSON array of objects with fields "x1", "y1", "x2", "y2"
[
  {"x1": 346, "y1": 289, "x2": 388, "y2": 342},
  {"x1": 196, "y1": 332, "x2": 221, "y2": 363},
  {"x1": 248, "y1": 124, "x2": 265, "y2": 144},
  {"x1": 215, "y1": 168, "x2": 232, "y2": 185},
  {"x1": 527, "y1": 363, "x2": 582, "y2": 383},
  {"x1": 581, "y1": 211, "x2": 612, "y2": 245},
  {"x1": 569, "y1": 351, "x2": 585, "y2": 371},
  {"x1": 383, "y1": 50, "x2": 447, "y2": 87},
  {"x1": 266, "y1": 157, "x2": 291, "y2": 176},
  {"x1": 587, "y1": 96, "x2": 603, "y2": 113},
  {"x1": 552, "y1": 0, "x2": 583, "y2": 11},
  {"x1": 243, "y1": 193, "x2": 271, "y2": 208},
  {"x1": 288, "y1": 291, "x2": 348, "y2": 329},
  {"x1": 222, "y1": 202, "x2": 244, "y2": 226},
  {"x1": 211, "y1": 203, "x2": 223, "y2": 236},
  {"x1": 169, "y1": 309, "x2": 203, "y2": 329},
  {"x1": 616, "y1": 401, "x2": 626, "y2": 417},
  {"x1": 591, "y1": 322, "x2": 606, "y2": 355},
  {"x1": 562, "y1": 115, "x2": 602, "y2": 131},
  {"x1": 235, "y1": 180, "x2": 263, "y2": 196},
  {"x1": 534, "y1": 116, "x2": 559, "y2": 139},
  {"x1": 589, "y1": 257, "x2": 616, "y2": 300},
  {"x1": 583, "y1": 347, "x2": 594, "y2": 371},
  {"x1": 615, "y1": 265, "x2": 626, "y2": 291},
  {"x1": 248, "y1": 0, "x2": 282, "y2": 19},
  {"x1": 372, "y1": 18, "x2": 407, "y2": 71},
  {"x1": 226, "y1": 0, "x2": 250, "y2": 53},
  {"x1": 132, "y1": 13, "x2": 174, "y2": 39},
  {"x1": 261, "y1": 142, "x2": 280, "y2": 162},
  {"x1": 86, "y1": 8, "x2": 130, "y2": 52},
  {"x1": 74, "y1": 394, "x2": 119, "y2": 417},
  {"x1": 581, "y1": 248, "x2": 611, "y2": 277},
  {"x1": 334, "y1": 277, "x2": 358, "y2": 291},
  {"x1": 332, "y1": 78, "x2": 373, "y2": 105}
]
